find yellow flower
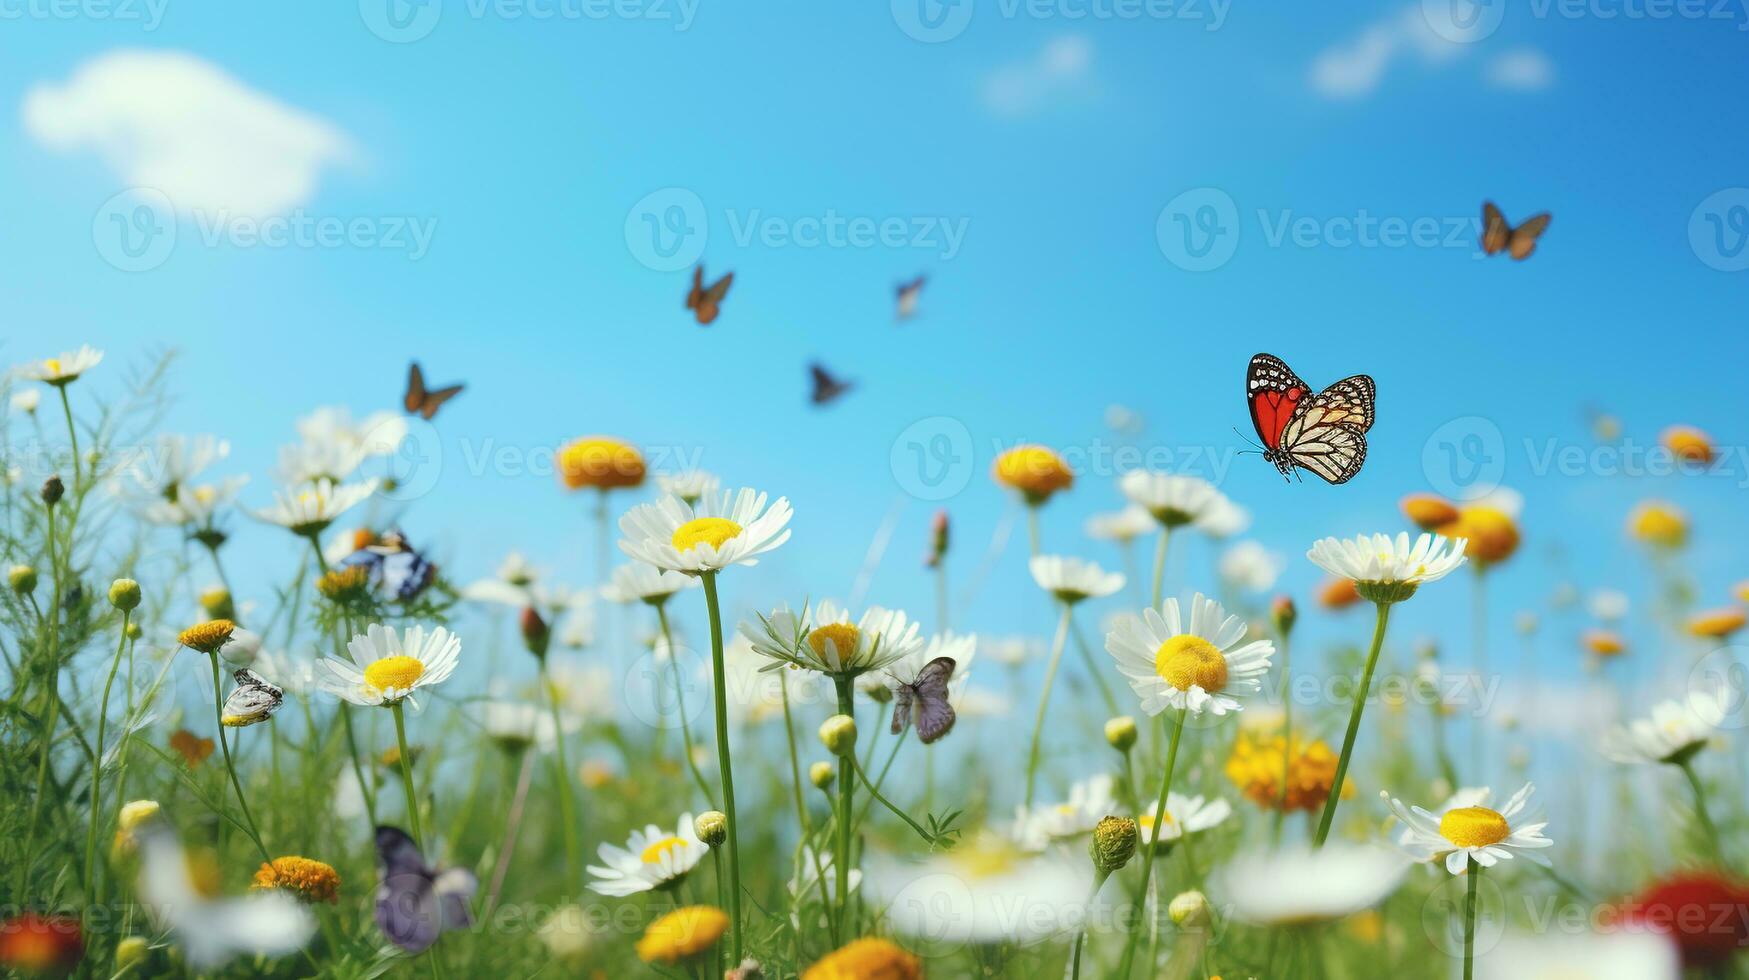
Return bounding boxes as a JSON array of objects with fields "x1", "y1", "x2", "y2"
[
  {"x1": 111, "y1": 799, "x2": 162, "y2": 857},
  {"x1": 251, "y1": 856, "x2": 341, "y2": 904},
  {"x1": 1346, "y1": 909, "x2": 1385, "y2": 944},
  {"x1": 1225, "y1": 728, "x2": 1352, "y2": 813},
  {"x1": 803, "y1": 937, "x2": 923, "y2": 980},
  {"x1": 317, "y1": 565, "x2": 372, "y2": 601},
  {"x1": 177, "y1": 619, "x2": 236, "y2": 654},
  {"x1": 1439, "y1": 506, "x2": 1519, "y2": 566},
  {"x1": 1688, "y1": 608, "x2": 1746, "y2": 640},
  {"x1": 579, "y1": 761, "x2": 615, "y2": 789},
  {"x1": 1583, "y1": 629, "x2": 1626, "y2": 658},
  {"x1": 1628, "y1": 500, "x2": 1687, "y2": 549},
  {"x1": 558, "y1": 436, "x2": 645, "y2": 491},
  {"x1": 991, "y1": 444, "x2": 1073, "y2": 505},
  {"x1": 1661, "y1": 425, "x2": 1714, "y2": 465},
  {"x1": 634, "y1": 906, "x2": 728, "y2": 965},
  {"x1": 1736, "y1": 581, "x2": 1749, "y2": 604},
  {"x1": 1399, "y1": 493, "x2": 1459, "y2": 532}
]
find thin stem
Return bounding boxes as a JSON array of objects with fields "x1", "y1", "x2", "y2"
[
  {"x1": 57, "y1": 386, "x2": 81, "y2": 490},
  {"x1": 210, "y1": 652, "x2": 271, "y2": 864},
  {"x1": 1463, "y1": 856, "x2": 1481, "y2": 980},
  {"x1": 1679, "y1": 759, "x2": 1723, "y2": 861},
  {"x1": 1149, "y1": 526, "x2": 1171, "y2": 609},
  {"x1": 19, "y1": 497, "x2": 63, "y2": 897},
  {"x1": 540, "y1": 662, "x2": 582, "y2": 886},
  {"x1": 389, "y1": 701, "x2": 427, "y2": 848},
  {"x1": 780, "y1": 678, "x2": 838, "y2": 946},
  {"x1": 833, "y1": 676, "x2": 856, "y2": 937},
  {"x1": 1070, "y1": 869, "x2": 1112, "y2": 980},
  {"x1": 1314, "y1": 601, "x2": 1392, "y2": 848},
  {"x1": 1072, "y1": 616, "x2": 1121, "y2": 719},
  {"x1": 699, "y1": 571, "x2": 743, "y2": 961},
  {"x1": 1024, "y1": 604, "x2": 1074, "y2": 808},
  {"x1": 852, "y1": 728, "x2": 909, "y2": 830},
  {"x1": 1026, "y1": 506, "x2": 1041, "y2": 556},
  {"x1": 657, "y1": 603, "x2": 714, "y2": 805},
  {"x1": 934, "y1": 561, "x2": 949, "y2": 632},
  {"x1": 848, "y1": 754, "x2": 934, "y2": 844},
  {"x1": 483, "y1": 748, "x2": 535, "y2": 916},
  {"x1": 1117, "y1": 708, "x2": 1185, "y2": 979},
  {"x1": 85, "y1": 609, "x2": 132, "y2": 898},
  {"x1": 1273, "y1": 629, "x2": 1292, "y2": 844}
]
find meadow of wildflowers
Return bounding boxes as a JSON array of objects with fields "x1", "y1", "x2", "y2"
[{"x1": 0, "y1": 347, "x2": 1745, "y2": 980}]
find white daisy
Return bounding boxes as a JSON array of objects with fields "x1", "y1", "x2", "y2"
[
  {"x1": 277, "y1": 407, "x2": 407, "y2": 485},
  {"x1": 1589, "y1": 588, "x2": 1631, "y2": 623},
  {"x1": 18, "y1": 345, "x2": 103, "y2": 386},
  {"x1": 142, "y1": 476, "x2": 249, "y2": 528},
  {"x1": 866, "y1": 835, "x2": 1090, "y2": 946},
  {"x1": 586, "y1": 813, "x2": 708, "y2": 896},
  {"x1": 1306, "y1": 532, "x2": 1468, "y2": 602},
  {"x1": 788, "y1": 846, "x2": 861, "y2": 904},
  {"x1": 655, "y1": 470, "x2": 720, "y2": 506},
  {"x1": 1383, "y1": 782, "x2": 1553, "y2": 874},
  {"x1": 481, "y1": 700, "x2": 558, "y2": 753},
  {"x1": 1085, "y1": 506, "x2": 1155, "y2": 545},
  {"x1": 1211, "y1": 843, "x2": 1409, "y2": 924},
  {"x1": 1196, "y1": 494, "x2": 1250, "y2": 539},
  {"x1": 128, "y1": 434, "x2": 231, "y2": 500},
  {"x1": 741, "y1": 601, "x2": 923, "y2": 679},
  {"x1": 1106, "y1": 593, "x2": 1274, "y2": 716},
  {"x1": 317, "y1": 623, "x2": 461, "y2": 709},
  {"x1": 11, "y1": 389, "x2": 39, "y2": 414},
  {"x1": 602, "y1": 562, "x2": 699, "y2": 606},
  {"x1": 1471, "y1": 929, "x2": 1679, "y2": 980},
  {"x1": 1218, "y1": 541, "x2": 1285, "y2": 593},
  {"x1": 619, "y1": 487, "x2": 792, "y2": 574},
  {"x1": 252, "y1": 478, "x2": 378, "y2": 537},
  {"x1": 1013, "y1": 774, "x2": 1116, "y2": 851},
  {"x1": 1140, "y1": 792, "x2": 1233, "y2": 848},
  {"x1": 1029, "y1": 555, "x2": 1125, "y2": 605},
  {"x1": 1119, "y1": 470, "x2": 1224, "y2": 528},
  {"x1": 1601, "y1": 685, "x2": 1732, "y2": 765}
]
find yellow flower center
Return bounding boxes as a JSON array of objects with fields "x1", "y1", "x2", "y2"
[
  {"x1": 951, "y1": 841, "x2": 1021, "y2": 879},
  {"x1": 1439, "y1": 806, "x2": 1510, "y2": 848},
  {"x1": 671, "y1": 517, "x2": 743, "y2": 553},
  {"x1": 363, "y1": 655, "x2": 425, "y2": 693},
  {"x1": 177, "y1": 618, "x2": 236, "y2": 654},
  {"x1": 251, "y1": 856, "x2": 342, "y2": 904},
  {"x1": 43, "y1": 358, "x2": 62, "y2": 375},
  {"x1": 640, "y1": 836, "x2": 688, "y2": 864},
  {"x1": 1155, "y1": 634, "x2": 1228, "y2": 692},
  {"x1": 808, "y1": 623, "x2": 862, "y2": 660},
  {"x1": 635, "y1": 906, "x2": 729, "y2": 965}
]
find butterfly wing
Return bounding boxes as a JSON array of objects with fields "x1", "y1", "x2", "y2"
[
  {"x1": 1481, "y1": 201, "x2": 1510, "y2": 255},
  {"x1": 418, "y1": 384, "x2": 464, "y2": 420},
  {"x1": 222, "y1": 669, "x2": 284, "y2": 726},
  {"x1": 1246, "y1": 353, "x2": 1311, "y2": 450},
  {"x1": 379, "y1": 550, "x2": 437, "y2": 601},
  {"x1": 685, "y1": 265, "x2": 704, "y2": 310},
  {"x1": 1276, "y1": 375, "x2": 1376, "y2": 485},
  {"x1": 890, "y1": 683, "x2": 913, "y2": 736},
  {"x1": 1507, "y1": 212, "x2": 1550, "y2": 260},
  {"x1": 908, "y1": 657, "x2": 958, "y2": 744},
  {"x1": 432, "y1": 868, "x2": 478, "y2": 932},
  {"x1": 705, "y1": 271, "x2": 734, "y2": 306},
  {"x1": 404, "y1": 363, "x2": 426, "y2": 414},
  {"x1": 374, "y1": 826, "x2": 443, "y2": 954},
  {"x1": 809, "y1": 363, "x2": 851, "y2": 406}
]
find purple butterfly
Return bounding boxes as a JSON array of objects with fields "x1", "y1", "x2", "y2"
[
  {"x1": 890, "y1": 656, "x2": 957, "y2": 745},
  {"x1": 373, "y1": 826, "x2": 476, "y2": 954}
]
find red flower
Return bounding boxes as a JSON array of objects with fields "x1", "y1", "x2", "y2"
[
  {"x1": 0, "y1": 915, "x2": 83, "y2": 976},
  {"x1": 1613, "y1": 872, "x2": 1749, "y2": 968}
]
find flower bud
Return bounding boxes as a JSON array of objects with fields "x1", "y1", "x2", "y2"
[
  {"x1": 124, "y1": 621, "x2": 143, "y2": 640},
  {"x1": 1168, "y1": 890, "x2": 1211, "y2": 927},
  {"x1": 198, "y1": 587, "x2": 234, "y2": 621},
  {"x1": 40, "y1": 475, "x2": 63, "y2": 506},
  {"x1": 108, "y1": 578, "x2": 142, "y2": 612},
  {"x1": 1400, "y1": 493, "x2": 1458, "y2": 532},
  {"x1": 1091, "y1": 815, "x2": 1138, "y2": 873},
  {"x1": 1104, "y1": 716, "x2": 1137, "y2": 752},
  {"x1": 521, "y1": 606, "x2": 550, "y2": 657},
  {"x1": 818, "y1": 714, "x2": 857, "y2": 757},
  {"x1": 115, "y1": 936, "x2": 149, "y2": 969},
  {"x1": 1270, "y1": 595, "x2": 1296, "y2": 636},
  {"x1": 117, "y1": 799, "x2": 161, "y2": 831},
  {"x1": 924, "y1": 509, "x2": 949, "y2": 569},
  {"x1": 694, "y1": 810, "x2": 728, "y2": 847},
  {"x1": 9, "y1": 565, "x2": 37, "y2": 595},
  {"x1": 809, "y1": 761, "x2": 836, "y2": 790}
]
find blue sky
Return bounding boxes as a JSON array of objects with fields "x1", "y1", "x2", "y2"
[{"x1": 6, "y1": 1, "x2": 1749, "y2": 748}]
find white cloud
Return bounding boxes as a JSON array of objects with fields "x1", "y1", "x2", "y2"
[
  {"x1": 1308, "y1": 7, "x2": 1465, "y2": 98},
  {"x1": 980, "y1": 35, "x2": 1095, "y2": 118},
  {"x1": 22, "y1": 50, "x2": 352, "y2": 217},
  {"x1": 1485, "y1": 48, "x2": 1554, "y2": 91}
]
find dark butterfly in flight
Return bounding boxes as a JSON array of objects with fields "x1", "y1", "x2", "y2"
[
  {"x1": 890, "y1": 656, "x2": 957, "y2": 744},
  {"x1": 1246, "y1": 353, "x2": 1375, "y2": 485},
  {"x1": 220, "y1": 668, "x2": 284, "y2": 728},
  {"x1": 1480, "y1": 201, "x2": 1551, "y2": 261},
  {"x1": 340, "y1": 529, "x2": 438, "y2": 601},
  {"x1": 895, "y1": 275, "x2": 925, "y2": 320},
  {"x1": 404, "y1": 362, "x2": 464, "y2": 420},
  {"x1": 809, "y1": 362, "x2": 853, "y2": 407},
  {"x1": 373, "y1": 826, "x2": 477, "y2": 955},
  {"x1": 686, "y1": 265, "x2": 734, "y2": 325}
]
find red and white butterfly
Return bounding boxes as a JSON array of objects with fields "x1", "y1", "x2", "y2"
[{"x1": 1245, "y1": 353, "x2": 1375, "y2": 485}]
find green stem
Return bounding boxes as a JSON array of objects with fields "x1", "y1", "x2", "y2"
[
  {"x1": 1313, "y1": 600, "x2": 1392, "y2": 848},
  {"x1": 657, "y1": 603, "x2": 715, "y2": 805},
  {"x1": 1070, "y1": 869, "x2": 1112, "y2": 980},
  {"x1": 779, "y1": 678, "x2": 837, "y2": 945},
  {"x1": 540, "y1": 662, "x2": 582, "y2": 886},
  {"x1": 1149, "y1": 526, "x2": 1171, "y2": 609},
  {"x1": 210, "y1": 652, "x2": 271, "y2": 864},
  {"x1": 1118, "y1": 708, "x2": 1185, "y2": 979},
  {"x1": 848, "y1": 753, "x2": 935, "y2": 844},
  {"x1": 1072, "y1": 617, "x2": 1121, "y2": 719},
  {"x1": 852, "y1": 728, "x2": 909, "y2": 830},
  {"x1": 389, "y1": 701, "x2": 427, "y2": 848},
  {"x1": 1463, "y1": 856, "x2": 1480, "y2": 980},
  {"x1": 1026, "y1": 505, "x2": 1041, "y2": 556},
  {"x1": 1679, "y1": 759, "x2": 1723, "y2": 862},
  {"x1": 833, "y1": 676, "x2": 856, "y2": 937},
  {"x1": 1024, "y1": 604, "x2": 1074, "y2": 808},
  {"x1": 57, "y1": 386, "x2": 81, "y2": 491},
  {"x1": 19, "y1": 498, "x2": 63, "y2": 897},
  {"x1": 85, "y1": 609, "x2": 131, "y2": 898},
  {"x1": 699, "y1": 571, "x2": 743, "y2": 961}
]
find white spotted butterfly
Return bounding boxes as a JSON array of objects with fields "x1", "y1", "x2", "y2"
[{"x1": 1246, "y1": 353, "x2": 1375, "y2": 485}]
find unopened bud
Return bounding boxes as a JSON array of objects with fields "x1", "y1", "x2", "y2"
[
  {"x1": 1104, "y1": 716, "x2": 1137, "y2": 752},
  {"x1": 1090, "y1": 816, "x2": 1138, "y2": 873},
  {"x1": 1168, "y1": 890, "x2": 1211, "y2": 927},
  {"x1": 809, "y1": 761, "x2": 836, "y2": 790},
  {"x1": 9, "y1": 564, "x2": 37, "y2": 595},
  {"x1": 924, "y1": 509, "x2": 950, "y2": 568},
  {"x1": 818, "y1": 714, "x2": 857, "y2": 757},
  {"x1": 108, "y1": 578, "x2": 141, "y2": 612},
  {"x1": 198, "y1": 587, "x2": 234, "y2": 621},
  {"x1": 115, "y1": 936, "x2": 149, "y2": 969},
  {"x1": 1270, "y1": 595, "x2": 1296, "y2": 636},
  {"x1": 694, "y1": 810, "x2": 727, "y2": 847},
  {"x1": 521, "y1": 606, "x2": 550, "y2": 657},
  {"x1": 40, "y1": 475, "x2": 64, "y2": 505}
]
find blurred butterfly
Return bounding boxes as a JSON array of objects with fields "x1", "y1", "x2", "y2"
[
  {"x1": 809, "y1": 362, "x2": 853, "y2": 407},
  {"x1": 686, "y1": 265, "x2": 734, "y2": 325},
  {"x1": 895, "y1": 275, "x2": 925, "y2": 320},
  {"x1": 403, "y1": 362, "x2": 464, "y2": 420},
  {"x1": 1246, "y1": 352, "x2": 1375, "y2": 485},
  {"x1": 889, "y1": 656, "x2": 957, "y2": 744},
  {"x1": 373, "y1": 826, "x2": 477, "y2": 955},
  {"x1": 220, "y1": 669, "x2": 284, "y2": 728},
  {"x1": 340, "y1": 529, "x2": 438, "y2": 601},
  {"x1": 1480, "y1": 201, "x2": 1551, "y2": 261}
]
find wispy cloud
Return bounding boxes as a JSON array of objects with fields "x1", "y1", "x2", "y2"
[
  {"x1": 1308, "y1": 7, "x2": 1464, "y2": 98},
  {"x1": 1485, "y1": 48, "x2": 1555, "y2": 91},
  {"x1": 23, "y1": 50, "x2": 352, "y2": 217},
  {"x1": 980, "y1": 35, "x2": 1096, "y2": 118}
]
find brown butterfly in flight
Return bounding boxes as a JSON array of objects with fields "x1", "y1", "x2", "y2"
[
  {"x1": 686, "y1": 265, "x2": 734, "y2": 325},
  {"x1": 809, "y1": 362, "x2": 853, "y2": 407},
  {"x1": 1481, "y1": 201, "x2": 1551, "y2": 260},
  {"x1": 404, "y1": 362, "x2": 464, "y2": 420},
  {"x1": 895, "y1": 275, "x2": 925, "y2": 321}
]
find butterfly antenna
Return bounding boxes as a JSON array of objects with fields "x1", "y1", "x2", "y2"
[{"x1": 1231, "y1": 426, "x2": 1265, "y2": 456}]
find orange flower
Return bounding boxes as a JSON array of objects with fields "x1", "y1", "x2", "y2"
[
  {"x1": 0, "y1": 915, "x2": 82, "y2": 977},
  {"x1": 1688, "y1": 608, "x2": 1747, "y2": 641},
  {"x1": 557, "y1": 437, "x2": 645, "y2": 491},
  {"x1": 1441, "y1": 505, "x2": 1520, "y2": 566},
  {"x1": 1225, "y1": 729, "x2": 1352, "y2": 813},
  {"x1": 1628, "y1": 500, "x2": 1688, "y2": 549},
  {"x1": 804, "y1": 937, "x2": 923, "y2": 980},
  {"x1": 1661, "y1": 425, "x2": 1714, "y2": 465},
  {"x1": 1317, "y1": 576, "x2": 1362, "y2": 610},
  {"x1": 169, "y1": 729, "x2": 214, "y2": 767},
  {"x1": 1400, "y1": 493, "x2": 1459, "y2": 532},
  {"x1": 635, "y1": 906, "x2": 728, "y2": 965},
  {"x1": 1583, "y1": 629, "x2": 1626, "y2": 658}
]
